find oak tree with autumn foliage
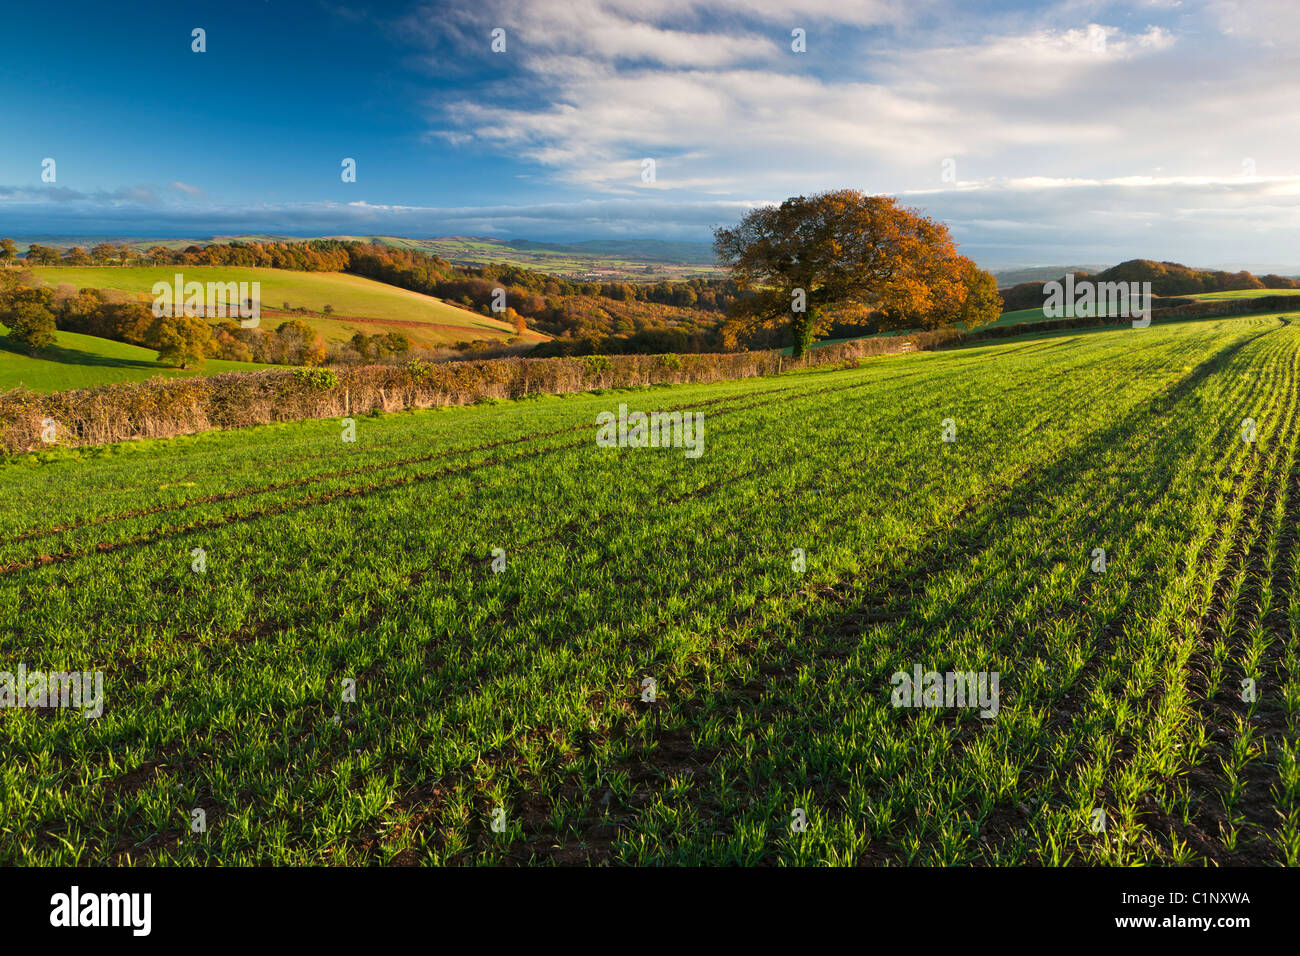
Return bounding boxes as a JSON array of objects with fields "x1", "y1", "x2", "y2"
[
  {"x1": 144, "y1": 313, "x2": 215, "y2": 369},
  {"x1": 714, "y1": 190, "x2": 1000, "y2": 358}
]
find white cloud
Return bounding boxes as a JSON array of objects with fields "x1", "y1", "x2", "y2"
[
  {"x1": 1210, "y1": 0, "x2": 1300, "y2": 42},
  {"x1": 13, "y1": 0, "x2": 1300, "y2": 270},
  {"x1": 424, "y1": 9, "x2": 1206, "y2": 200}
]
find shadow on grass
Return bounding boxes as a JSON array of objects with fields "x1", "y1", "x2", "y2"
[{"x1": 0, "y1": 336, "x2": 163, "y2": 371}]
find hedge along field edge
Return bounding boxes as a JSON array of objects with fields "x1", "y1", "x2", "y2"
[{"x1": 4, "y1": 297, "x2": 1283, "y2": 456}]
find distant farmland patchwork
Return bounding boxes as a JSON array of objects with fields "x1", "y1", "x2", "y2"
[
  {"x1": 1195, "y1": 289, "x2": 1300, "y2": 300},
  {"x1": 20, "y1": 235, "x2": 726, "y2": 281},
  {"x1": 2, "y1": 314, "x2": 1297, "y2": 865}
]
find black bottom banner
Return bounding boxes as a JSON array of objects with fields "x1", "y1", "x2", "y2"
[{"x1": 0, "y1": 865, "x2": 1289, "y2": 943}]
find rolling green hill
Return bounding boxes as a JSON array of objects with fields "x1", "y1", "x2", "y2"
[
  {"x1": 31, "y1": 266, "x2": 547, "y2": 348},
  {"x1": 0, "y1": 325, "x2": 270, "y2": 393}
]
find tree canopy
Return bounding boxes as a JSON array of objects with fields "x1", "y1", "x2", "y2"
[
  {"x1": 1, "y1": 285, "x2": 57, "y2": 353},
  {"x1": 144, "y1": 314, "x2": 214, "y2": 369},
  {"x1": 714, "y1": 190, "x2": 1000, "y2": 357}
]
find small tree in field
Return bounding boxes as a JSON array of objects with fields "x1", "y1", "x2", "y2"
[
  {"x1": 2, "y1": 287, "x2": 57, "y2": 352},
  {"x1": 275, "y1": 320, "x2": 326, "y2": 366},
  {"x1": 145, "y1": 314, "x2": 214, "y2": 369},
  {"x1": 383, "y1": 331, "x2": 412, "y2": 356},
  {"x1": 714, "y1": 189, "x2": 1000, "y2": 357},
  {"x1": 350, "y1": 331, "x2": 372, "y2": 362}
]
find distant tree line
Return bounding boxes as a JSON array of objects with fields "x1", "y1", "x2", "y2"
[
  {"x1": 13, "y1": 239, "x2": 353, "y2": 271},
  {"x1": 4, "y1": 236, "x2": 741, "y2": 356},
  {"x1": 1000, "y1": 259, "x2": 1300, "y2": 311},
  {"x1": 3, "y1": 210, "x2": 1013, "y2": 361}
]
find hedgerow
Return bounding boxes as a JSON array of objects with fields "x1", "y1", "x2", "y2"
[
  {"x1": 0, "y1": 336, "x2": 912, "y2": 454},
  {"x1": 3, "y1": 296, "x2": 1280, "y2": 455}
]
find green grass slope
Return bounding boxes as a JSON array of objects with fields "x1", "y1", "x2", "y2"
[
  {"x1": 31, "y1": 266, "x2": 547, "y2": 348},
  {"x1": 1193, "y1": 288, "x2": 1300, "y2": 300},
  {"x1": 0, "y1": 325, "x2": 270, "y2": 393}
]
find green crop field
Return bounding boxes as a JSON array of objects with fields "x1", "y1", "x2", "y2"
[
  {"x1": 30, "y1": 266, "x2": 545, "y2": 348},
  {"x1": 1194, "y1": 289, "x2": 1300, "y2": 300},
  {"x1": 989, "y1": 294, "x2": 1300, "y2": 332},
  {"x1": 1, "y1": 315, "x2": 1298, "y2": 866},
  {"x1": 987, "y1": 306, "x2": 1146, "y2": 328},
  {"x1": 0, "y1": 325, "x2": 270, "y2": 393}
]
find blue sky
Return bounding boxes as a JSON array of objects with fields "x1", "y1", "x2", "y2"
[{"x1": 2, "y1": 0, "x2": 1298, "y2": 270}]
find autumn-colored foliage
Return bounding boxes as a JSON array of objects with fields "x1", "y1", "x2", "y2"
[
  {"x1": 1, "y1": 286, "x2": 57, "y2": 353},
  {"x1": 714, "y1": 190, "x2": 1000, "y2": 356},
  {"x1": 144, "y1": 314, "x2": 215, "y2": 369}
]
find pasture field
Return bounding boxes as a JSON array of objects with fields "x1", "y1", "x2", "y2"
[
  {"x1": 989, "y1": 294, "x2": 1300, "y2": 331},
  {"x1": 29, "y1": 266, "x2": 543, "y2": 348},
  {"x1": 369, "y1": 236, "x2": 725, "y2": 281},
  {"x1": 16, "y1": 236, "x2": 723, "y2": 282},
  {"x1": 1, "y1": 316, "x2": 1298, "y2": 865},
  {"x1": 1195, "y1": 289, "x2": 1300, "y2": 301},
  {"x1": 988, "y1": 306, "x2": 1154, "y2": 328},
  {"x1": 0, "y1": 324, "x2": 271, "y2": 393}
]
